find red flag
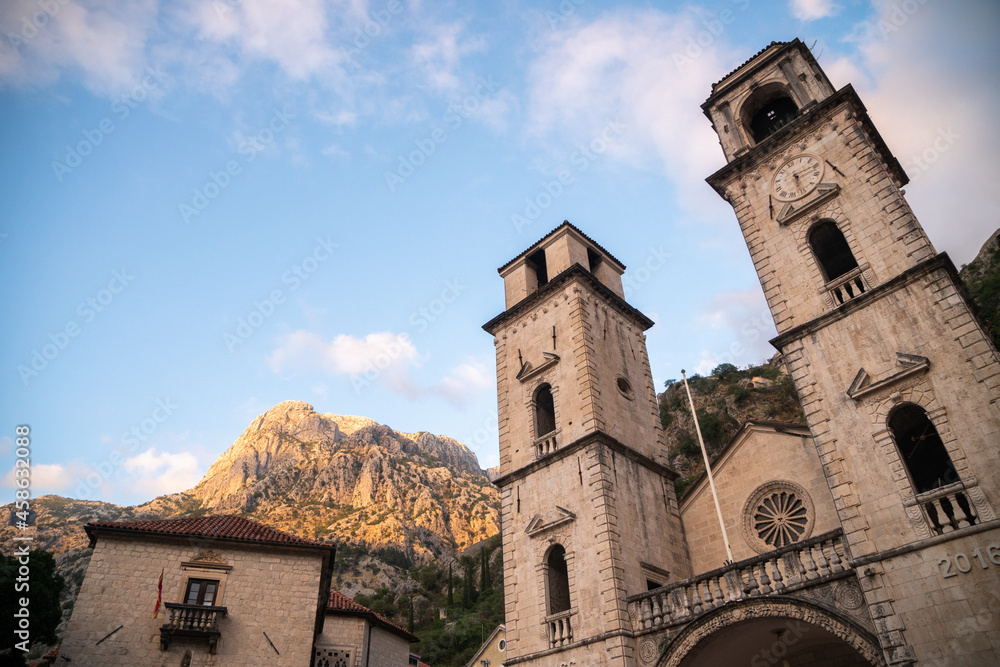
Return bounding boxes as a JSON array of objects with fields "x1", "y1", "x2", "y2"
[{"x1": 153, "y1": 568, "x2": 164, "y2": 618}]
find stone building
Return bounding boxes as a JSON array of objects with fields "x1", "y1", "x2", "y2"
[
  {"x1": 486, "y1": 40, "x2": 1000, "y2": 667},
  {"x1": 60, "y1": 515, "x2": 416, "y2": 666},
  {"x1": 465, "y1": 624, "x2": 506, "y2": 667}
]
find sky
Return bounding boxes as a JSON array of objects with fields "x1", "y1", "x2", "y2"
[{"x1": 1, "y1": 0, "x2": 998, "y2": 507}]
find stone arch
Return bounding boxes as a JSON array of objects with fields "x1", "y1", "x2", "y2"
[
  {"x1": 886, "y1": 402, "x2": 958, "y2": 493},
  {"x1": 737, "y1": 81, "x2": 801, "y2": 144},
  {"x1": 655, "y1": 597, "x2": 886, "y2": 667},
  {"x1": 525, "y1": 378, "x2": 561, "y2": 441}
]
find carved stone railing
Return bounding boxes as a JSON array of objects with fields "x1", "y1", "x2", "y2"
[
  {"x1": 546, "y1": 609, "x2": 574, "y2": 648},
  {"x1": 627, "y1": 530, "x2": 848, "y2": 633},
  {"x1": 160, "y1": 603, "x2": 227, "y2": 653},
  {"x1": 821, "y1": 265, "x2": 871, "y2": 307},
  {"x1": 533, "y1": 430, "x2": 559, "y2": 458},
  {"x1": 914, "y1": 482, "x2": 979, "y2": 535}
]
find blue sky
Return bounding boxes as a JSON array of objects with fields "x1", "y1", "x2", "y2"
[{"x1": 2, "y1": 0, "x2": 998, "y2": 506}]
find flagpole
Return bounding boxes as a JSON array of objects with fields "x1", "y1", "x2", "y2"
[{"x1": 681, "y1": 369, "x2": 734, "y2": 563}]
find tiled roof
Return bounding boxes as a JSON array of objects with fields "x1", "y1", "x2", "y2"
[
  {"x1": 85, "y1": 515, "x2": 330, "y2": 550},
  {"x1": 327, "y1": 590, "x2": 419, "y2": 643},
  {"x1": 709, "y1": 40, "x2": 789, "y2": 93}
]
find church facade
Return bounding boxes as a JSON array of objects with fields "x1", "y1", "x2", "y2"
[{"x1": 485, "y1": 40, "x2": 1000, "y2": 667}]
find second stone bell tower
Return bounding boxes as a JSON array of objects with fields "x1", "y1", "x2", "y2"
[{"x1": 484, "y1": 222, "x2": 690, "y2": 666}]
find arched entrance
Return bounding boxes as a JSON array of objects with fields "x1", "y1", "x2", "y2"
[{"x1": 656, "y1": 598, "x2": 886, "y2": 667}]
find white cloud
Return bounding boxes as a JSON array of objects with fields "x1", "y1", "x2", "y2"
[
  {"x1": 410, "y1": 21, "x2": 485, "y2": 91},
  {"x1": 0, "y1": 0, "x2": 158, "y2": 95},
  {"x1": 525, "y1": 9, "x2": 740, "y2": 217},
  {"x1": 790, "y1": 0, "x2": 840, "y2": 21},
  {"x1": 121, "y1": 448, "x2": 204, "y2": 497},
  {"x1": 269, "y1": 330, "x2": 491, "y2": 405},
  {"x1": 1, "y1": 460, "x2": 99, "y2": 498},
  {"x1": 184, "y1": 0, "x2": 341, "y2": 80},
  {"x1": 693, "y1": 289, "x2": 777, "y2": 371}
]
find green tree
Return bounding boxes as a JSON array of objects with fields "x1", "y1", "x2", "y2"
[
  {"x1": 447, "y1": 563, "x2": 453, "y2": 607},
  {"x1": 711, "y1": 363, "x2": 739, "y2": 382}
]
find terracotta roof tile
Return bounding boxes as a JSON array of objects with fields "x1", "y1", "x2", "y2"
[
  {"x1": 326, "y1": 589, "x2": 418, "y2": 643},
  {"x1": 85, "y1": 515, "x2": 329, "y2": 550},
  {"x1": 496, "y1": 220, "x2": 626, "y2": 274}
]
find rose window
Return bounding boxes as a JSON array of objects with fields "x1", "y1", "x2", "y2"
[{"x1": 742, "y1": 481, "x2": 815, "y2": 554}]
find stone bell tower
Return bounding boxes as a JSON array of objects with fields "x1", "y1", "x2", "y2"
[
  {"x1": 484, "y1": 222, "x2": 690, "y2": 667},
  {"x1": 703, "y1": 39, "x2": 1000, "y2": 665}
]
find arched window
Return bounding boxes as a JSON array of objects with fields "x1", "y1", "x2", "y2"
[
  {"x1": 740, "y1": 84, "x2": 800, "y2": 144},
  {"x1": 546, "y1": 545, "x2": 570, "y2": 614},
  {"x1": 534, "y1": 384, "x2": 556, "y2": 437},
  {"x1": 888, "y1": 404, "x2": 958, "y2": 493},
  {"x1": 809, "y1": 221, "x2": 859, "y2": 282}
]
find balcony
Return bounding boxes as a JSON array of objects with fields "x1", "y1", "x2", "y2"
[
  {"x1": 159, "y1": 602, "x2": 227, "y2": 654},
  {"x1": 533, "y1": 430, "x2": 559, "y2": 459},
  {"x1": 821, "y1": 265, "x2": 871, "y2": 308},
  {"x1": 627, "y1": 530, "x2": 849, "y2": 633},
  {"x1": 545, "y1": 609, "x2": 574, "y2": 648},
  {"x1": 912, "y1": 481, "x2": 980, "y2": 536}
]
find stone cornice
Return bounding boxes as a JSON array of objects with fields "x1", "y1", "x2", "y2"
[
  {"x1": 482, "y1": 263, "x2": 654, "y2": 336},
  {"x1": 492, "y1": 430, "x2": 677, "y2": 488},
  {"x1": 705, "y1": 85, "x2": 908, "y2": 197},
  {"x1": 770, "y1": 254, "x2": 957, "y2": 351}
]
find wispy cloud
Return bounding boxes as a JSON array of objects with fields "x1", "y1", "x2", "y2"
[
  {"x1": 790, "y1": 0, "x2": 840, "y2": 21},
  {"x1": 411, "y1": 21, "x2": 485, "y2": 91},
  {"x1": 269, "y1": 330, "x2": 490, "y2": 405}
]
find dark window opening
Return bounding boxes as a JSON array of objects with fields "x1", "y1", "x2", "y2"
[
  {"x1": 587, "y1": 248, "x2": 603, "y2": 276},
  {"x1": 646, "y1": 578, "x2": 664, "y2": 591},
  {"x1": 546, "y1": 545, "x2": 570, "y2": 614},
  {"x1": 534, "y1": 384, "x2": 556, "y2": 437},
  {"x1": 750, "y1": 96, "x2": 799, "y2": 143},
  {"x1": 527, "y1": 249, "x2": 548, "y2": 288},
  {"x1": 889, "y1": 404, "x2": 959, "y2": 493},
  {"x1": 810, "y1": 221, "x2": 860, "y2": 282},
  {"x1": 184, "y1": 578, "x2": 219, "y2": 606}
]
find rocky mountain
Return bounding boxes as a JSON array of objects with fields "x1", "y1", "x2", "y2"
[
  {"x1": 0, "y1": 402, "x2": 500, "y2": 635},
  {"x1": 960, "y1": 227, "x2": 1000, "y2": 349}
]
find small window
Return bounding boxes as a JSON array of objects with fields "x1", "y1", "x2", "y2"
[
  {"x1": 587, "y1": 247, "x2": 603, "y2": 276},
  {"x1": 498, "y1": 639, "x2": 506, "y2": 652},
  {"x1": 889, "y1": 404, "x2": 958, "y2": 493},
  {"x1": 809, "y1": 221, "x2": 859, "y2": 282},
  {"x1": 184, "y1": 578, "x2": 219, "y2": 606},
  {"x1": 646, "y1": 578, "x2": 664, "y2": 591},
  {"x1": 546, "y1": 545, "x2": 571, "y2": 614},
  {"x1": 616, "y1": 376, "x2": 634, "y2": 400},
  {"x1": 534, "y1": 384, "x2": 556, "y2": 437}
]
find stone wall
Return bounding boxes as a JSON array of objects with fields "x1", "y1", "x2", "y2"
[
  {"x1": 60, "y1": 535, "x2": 325, "y2": 665},
  {"x1": 680, "y1": 425, "x2": 840, "y2": 572}
]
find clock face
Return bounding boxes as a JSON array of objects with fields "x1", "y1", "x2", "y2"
[{"x1": 773, "y1": 155, "x2": 823, "y2": 201}]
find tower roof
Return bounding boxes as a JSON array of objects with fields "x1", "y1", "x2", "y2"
[
  {"x1": 327, "y1": 590, "x2": 419, "y2": 643},
  {"x1": 496, "y1": 220, "x2": 625, "y2": 274}
]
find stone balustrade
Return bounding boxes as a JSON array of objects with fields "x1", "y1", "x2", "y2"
[
  {"x1": 823, "y1": 266, "x2": 869, "y2": 307},
  {"x1": 914, "y1": 482, "x2": 979, "y2": 535},
  {"x1": 534, "y1": 430, "x2": 559, "y2": 458},
  {"x1": 627, "y1": 530, "x2": 848, "y2": 633},
  {"x1": 546, "y1": 609, "x2": 574, "y2": 648},
  {"x1": 160, "y1": 603, "x2": 227, "y2": 653}
]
